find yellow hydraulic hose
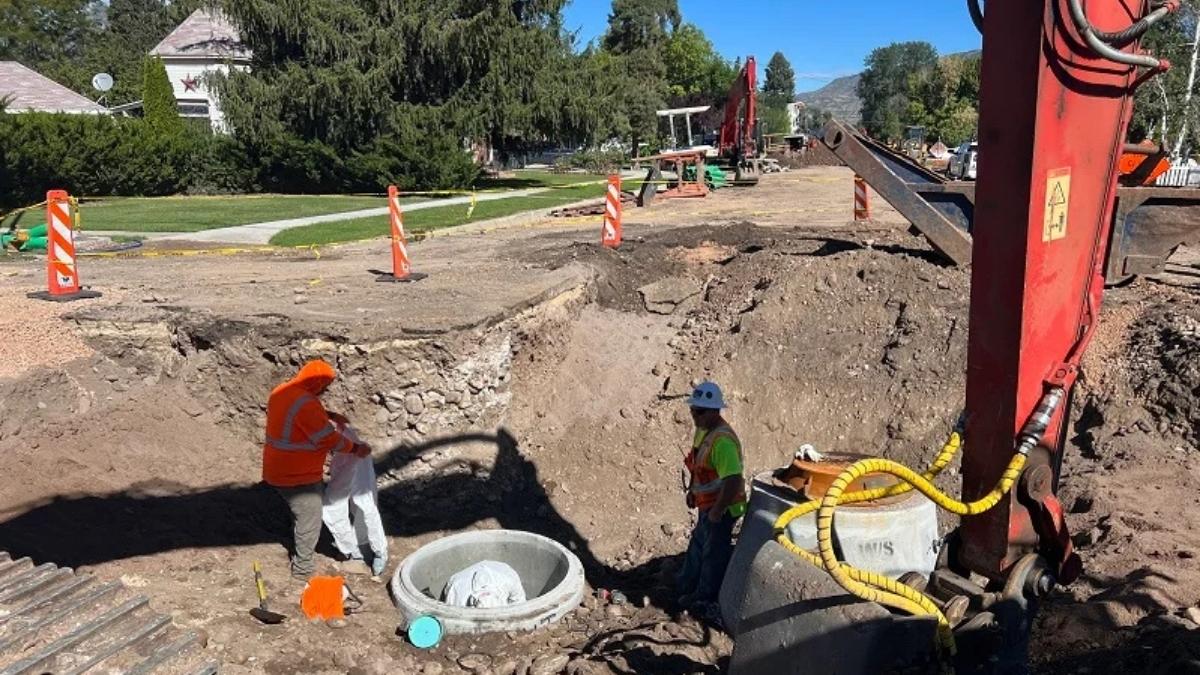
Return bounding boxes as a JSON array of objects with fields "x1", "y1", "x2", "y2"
[
  {"x1": 773, "y1": 429, "x2": 962, "y2": 535},
  {"x1": 814, "y1": 450, "x2": 1029, "y2": 654},
  {"x1": 772, "y1": 430, "x2": 966, "y2": 652},
  {"x1": 772, "y1": 390, "x2": 1063, "y2": 662}
]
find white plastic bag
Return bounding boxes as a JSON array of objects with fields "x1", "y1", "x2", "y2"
[
  {"x1": 443, "y1": 561, "x2": 527, "y2": 608},
  {"x1": 322, "y1": 424, "x2": 387, "y2": 562}
]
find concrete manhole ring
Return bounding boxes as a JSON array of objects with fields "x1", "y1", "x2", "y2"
[{"x1": 390, "y1": 529, "x2": 585, "y2": 635}]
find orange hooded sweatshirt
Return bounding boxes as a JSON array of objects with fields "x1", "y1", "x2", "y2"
[{"x1": 262, "y1": 360, "x2": 356, "y2": 487}]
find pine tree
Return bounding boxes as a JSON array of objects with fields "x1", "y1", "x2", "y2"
[
  {"x1": 143, "y1": 56, "x2": 183, "y2": 135},
  {"x1": 601, "y1": 0, "x2": 680, "y2": 54},
  {"x1": 763, "y1": 52, "x2": 796, "y2": 105},
  {"x1": 212, "y1": 0, "x2": 612, "y2": 187},
  {"x1": 0, "y1": 0, "x2": 96, "y2": 70}
]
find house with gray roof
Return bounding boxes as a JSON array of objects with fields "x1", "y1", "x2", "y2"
[
  {"x1": 0, "y1": 61, "x2": 109, "y2": 114},
  {"x1": 149, "y1": 8, "x2": 250, "y2": 132}
]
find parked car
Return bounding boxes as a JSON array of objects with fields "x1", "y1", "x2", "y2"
[{"x1": 948, "y1": 142, "x2": 979, "y2": 180}]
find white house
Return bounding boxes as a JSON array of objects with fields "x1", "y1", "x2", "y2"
[
  {"x1": 149, "y1": 8, "x2": 250, "y2": 132},
  {"x1": 786, "y1": 101, "x2": 807, "y2": 135},
  {"x1": 0, "y1": 61, "x2": 109, "y2": 114}
]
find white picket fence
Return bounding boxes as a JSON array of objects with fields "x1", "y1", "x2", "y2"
[{"x1": 1155, "y1": 163, "x2": 1200, "y2": 187}]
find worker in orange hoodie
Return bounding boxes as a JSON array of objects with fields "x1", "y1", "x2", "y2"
[{"x1": 262, "y1": 359, "x2": 371, "y2": 579}]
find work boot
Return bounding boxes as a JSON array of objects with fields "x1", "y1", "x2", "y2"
[{"x1": 371, "y1": 554, "x2": 388, "y2": 578}]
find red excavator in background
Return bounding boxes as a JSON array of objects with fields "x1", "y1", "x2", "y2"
[{"x1": 718, "y1": 55, "x2": 763, "y2": 185}]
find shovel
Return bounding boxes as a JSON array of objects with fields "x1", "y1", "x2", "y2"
[{"x1": 250, "y1": 561, "x2": 287, "y2": 625}]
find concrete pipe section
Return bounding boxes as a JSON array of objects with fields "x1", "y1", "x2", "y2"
[{"x1": 390, "y1": 529, "x2": 585, "y2": 634}]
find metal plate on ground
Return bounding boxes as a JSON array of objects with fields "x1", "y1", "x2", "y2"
[{"x1": 0, "y1": 551, "x2": 217, "y2": 674}]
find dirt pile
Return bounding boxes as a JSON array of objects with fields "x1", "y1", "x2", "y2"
[
  {"x1": 1127, "y1": 304, "x2": 1200, "y2": 444},
  {"x1": 1032, "y1": 283, "x2": 1200, "y2": 673}
]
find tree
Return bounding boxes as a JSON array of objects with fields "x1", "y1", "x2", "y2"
[
  {"x1": 907, "y1": 53, "x2": 980, "y2": 145},
  {"x1": 0, "y1": 0, "x2": 97, "y2": 70},
  {"x1": 858, "y1": 41, "x2": 939, "y2": 141},
  {"x1": 1133, "y1": 1, "x2": 1200, "y2": 156},
  {"x1": 762, "y1": 51, "x2": 796, "y2": 106},
  {"x1": 760, "y1": 105, "x2": 791, "y2": 135},
  {"x1": 143, "y1": 56, "x2": 182, "y2": 135},
  {"x1": 661, "y1": 23, "x2": 734, "y2": 102},
  {"x1": 213, "y1": 0, "x2": 606, "y2": 188},
  {"x1": 24, "y1": 0, "x2": 206, "y2": 105},
  {"x1": 597, "y1": 0, "x2": 681, "y2": 153},
  {"x1": 601, "y1": 0, "x2": 679, "y2": 54}
]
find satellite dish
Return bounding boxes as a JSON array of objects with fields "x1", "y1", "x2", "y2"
[{"x1": 91, "y1": 73, "x2": 114, "y2": 92}]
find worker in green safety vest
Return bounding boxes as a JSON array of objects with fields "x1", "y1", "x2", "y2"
[{"x1": 677, "y1": 380, "x2": 746, "y2": 615}]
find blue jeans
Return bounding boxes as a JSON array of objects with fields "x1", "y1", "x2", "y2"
[{"x1": 676, "y1": 509, "x2": 738, "y2": 604}]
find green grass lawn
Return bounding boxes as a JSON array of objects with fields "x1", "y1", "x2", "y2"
[
  {"x1": 76, "y1": 194, "x2": 412, "y2": 233},
  {"x1": 5, "y1": 170, "x2": 610, "y2": 235},
  {"x1": 270, "y1": 182, "x2": 626, "y2": 247}
]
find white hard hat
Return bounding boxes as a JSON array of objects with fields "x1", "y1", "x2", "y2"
[{"x1": 687, "y1": 381, "x2": 726, "y2": 410}]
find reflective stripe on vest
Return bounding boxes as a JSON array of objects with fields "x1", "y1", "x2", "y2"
[
  {"x1": 265, "y1": 394, "x2": 317, "y2": 451},
  {"x1": 265, "y1": 395, "x2": 347, "y2": 453},
  {"x1": 263, "y1": 390, "x2": 348, "y2": 487},
  {"x1": 686, "y1": 425, "x2": 744, "y2": 509}
]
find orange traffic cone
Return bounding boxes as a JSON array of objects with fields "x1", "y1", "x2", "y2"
[
  {"x1": 601, "y1": 175, "x2": 622, "y2": 249},
  {"x1": 853, "y1": 175, "x2": 871, "y2": 221},
  {"x1": 28, "y1": 190, "x2": 101, "y2": 302},
  {"x1": 375, "y1": 185, "x2": 427, "y2": 283}
]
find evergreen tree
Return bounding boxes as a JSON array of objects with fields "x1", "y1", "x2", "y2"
[
  {"x1": 213, "y1": 0, "x2": 610, "y2": 187},
  {"x1": 143, "y1": 56, "x2": 182, "y2": 135},
  {"x1": 601, "y1": 0, "x2": 679, "y2": 54},
  {"x1": 762, "y1": 51, "x2": 796, "y2": 105},
  {"x1": 0, "y1": 0, "x2": 96, "y2": 70}
]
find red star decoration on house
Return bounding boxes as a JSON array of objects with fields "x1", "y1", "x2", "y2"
[{"x1": 181, "y1": 75, "x2": 199, "y2": 92}]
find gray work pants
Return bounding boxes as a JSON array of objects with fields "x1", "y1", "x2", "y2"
[{"x1": 275, "y1": 482, "x2": 324, "y2": 578}]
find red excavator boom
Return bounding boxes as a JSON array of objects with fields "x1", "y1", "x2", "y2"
[{"x1": 719, "y1": 56, "x2": 761, "y2": 183}]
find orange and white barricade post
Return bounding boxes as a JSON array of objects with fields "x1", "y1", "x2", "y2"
[
  {"x1": 375, "y1": 185, "x2": 427, "y2": 283},
  {"x1": 29, "y1": 190, "x2": 101, "y2": 302},
  {"x1": 853, "y1": 174, "x2": 871, "y2": 221},
  {"x1": 601, "y1": 175, "x2": 622, "y2": 249}
]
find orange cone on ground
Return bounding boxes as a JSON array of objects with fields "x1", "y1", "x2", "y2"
[
  {"x1": 29, "y1": 190, "x2": 101, "y2": 302},
  {"x1": 376, "y1": 185, "x2": 427, "y2": 283},
  {"x1": 601, "y1": 175, "x2": 622, "y2": 248},
  {"x1": 853, "y1": 175, "x2": 871, "y2": 221}
]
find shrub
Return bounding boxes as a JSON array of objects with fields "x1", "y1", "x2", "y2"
[
  {"x1": 348, "y1": 132, "x2": 479, "y2": 192},
  {"x1": 185, "y1": 135, "x2": 258, "y2": 195},
  {"x1": 563, "y1": 148, "x2": 626, "y2": 174},
  {"x1": 0, "y1": 114, "x2": 484, "y2": 207},
  {"x1": 143, "y1": 57, "x2": 184, "y2": 137},
  {"x1": 0, "y1": 113, "x2": 198, "y2": 208}
]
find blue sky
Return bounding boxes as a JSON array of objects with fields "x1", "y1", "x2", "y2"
[{"x1": 562, "y1": 0, "x2": 982, "y2": 93}]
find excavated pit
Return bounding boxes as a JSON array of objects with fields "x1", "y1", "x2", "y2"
[{"x1": 0, "y1": 220, "x2": 1195, "y2": 674}]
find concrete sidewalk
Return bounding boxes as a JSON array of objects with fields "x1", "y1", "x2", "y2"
[
  {"x1": 159, "y1": 186, "x2": 567, "y2": 245},
  {"x1": 157, "y1": 172, "x2": 640, "y2": 245}
]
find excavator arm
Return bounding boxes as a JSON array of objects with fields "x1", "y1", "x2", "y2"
[
  {"x1": 718, "y1": 56, "x2": 762, "y2": 184},
  {"x1": 729, "y1": 1, "x2": 1186, "y2": 672}
]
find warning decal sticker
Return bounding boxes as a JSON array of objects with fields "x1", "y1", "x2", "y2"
[{"x1": 1043, "y1": 167, "x2": 1071, "y2": 242}]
